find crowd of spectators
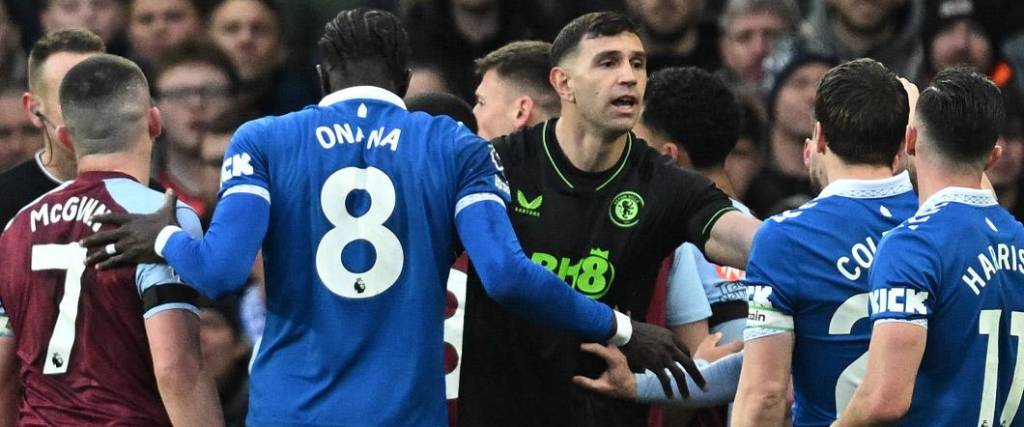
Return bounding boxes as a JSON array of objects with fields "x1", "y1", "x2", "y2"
[{"x1": 2, "y1": 0, "x2": 1024, "y2": 425}]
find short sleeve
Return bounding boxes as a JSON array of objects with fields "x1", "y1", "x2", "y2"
[
  {"x1": 452, "y1": 125, "x2": 511, "y2": 217},
  {"x1": 868, "y1": 229, "x2": 938, "y2": 325},
  {"x1": 218, "y1": 119, "x2": 271, "y2": 204},
  {"x1": 666, "y1": 243, "x2": 713, "y2": 326},
  {"x1": 744, "y1": 224, "x2": 798, "y2": 340},
  {"x1": 664, "y1": 168, "x2": 736, "y2": 252},
  {"x1": 135, "y1": 203, "x2": 203, "y2": 318}
]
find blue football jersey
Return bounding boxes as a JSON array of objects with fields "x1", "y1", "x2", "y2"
[
  {"x1": 217, "y1": 86, "x2": 509, "y2": 426},
  {"x1": 870, "y1": 187, "x2": 1024, "y2": 427},
  {"x1": 744, "y1": 173, "x2": 918, "y2": 427}
]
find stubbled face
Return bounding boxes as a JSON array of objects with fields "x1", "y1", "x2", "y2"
[
  {"x1": 473, "y1": 69, "x2": 520, "y2": 141},
  {"x1": 156, "y1": 62, "x2": 233, "y2": 152},
  {"x1": 42, "y1": 0, "x2": 126, "y2": 43},
  {"x1": 562, "y1": 32, "x2": 647, "y2": 134},
  {"x1": 208, "y1": 0, "x2": 283, "y2": 81},
  {"x1": 129, "y1": 0, "x2": 201, "y2": 63},
  {"x1": 930, "y1": 20, "x2": 993, "y2": 73},
  {"x1": 721, "y1": 12, "x2": 787, "y2": 82},
  {"x1": 829, "y1": 0, "x2": 903, "y2": 35},
  {"x1": 199, "y1": 132, "x2": 232, "y2": 203},
  {"x1": 774, "y1": 63, "x2": 830, "y2": 139},
  {"x1": 0, "y1": 95, "x2": 42, "y2": 171}
]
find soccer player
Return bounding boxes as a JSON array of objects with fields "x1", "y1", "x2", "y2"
[
  {"x1": 0, "y1": 29, "x2": 104, "y2": 229},
  {"x1": 79, "y1": 9, "x2": 689, "y2": 426},
  {"x1": 0, "y1": 54, "x2": 222, "y2": 426},
  {"x1": 635, "y1": 66, "x2": 752, "y2": 350},
  {"x1": 472, "y1": 40, "x2": 560, "y2": 140},
  {"x1": 833, "y1": 69, "x2": 1022, "y2": 427},
  {"x1": 732, "y1": 58, "x2": 919, "y2": 427},
  {"x1": 457, "y1": 12, "x2": 761, "y2": 427}
]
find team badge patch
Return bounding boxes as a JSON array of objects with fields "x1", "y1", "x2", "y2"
[{"x1": 609, "y1": 191, "x2": 643, "y2": 228}]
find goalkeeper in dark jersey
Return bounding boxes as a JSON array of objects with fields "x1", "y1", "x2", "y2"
[{"x1": 458, "y1": 12, "x2": 761, "y2": 427}]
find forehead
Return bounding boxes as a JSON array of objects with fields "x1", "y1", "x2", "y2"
[
  {"x1": 730, "y1": 11, "x2": 786, "y2": 31},
  {"x1": 214, "y1": 0, "x2": 276, "y2": 22},
  {"x1": 574, "y1": 32, "x2": 645, "y2": 60},
  {"x1": 133, "y1": 0, "x2": 193, "y2": 15},
  {"x1": 789, "y1": 63, "x2": 832, "y2": 81},
  {"x1": 158, "y1": 61, "x2": 229, "y2": 87},
  {"x1": 40, "y1": 52, "x2": 95, "y2": 88}
]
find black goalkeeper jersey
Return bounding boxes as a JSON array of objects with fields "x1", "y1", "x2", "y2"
[{"x1": 458, "y1": 119, "x2": 736, "y2": 427}]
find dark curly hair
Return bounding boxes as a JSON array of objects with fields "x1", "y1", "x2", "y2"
[
  {"x1": 642, "y1": 67, "x2": 740, "y2": 169},
  {"x1": 318, "y1": 8, "x2": 410, "y2": 90}
]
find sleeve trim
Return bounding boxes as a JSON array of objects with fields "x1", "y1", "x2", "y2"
[
  {"x1": 744, "y1": 326, "x2": 791, "y2": 342},
  {"x1": 154, "y1": 226, "x2": 183, "y2": 258},
  {"x1": 455, "y1": 193, "x2": 506, "y2": 218},
  {"x1": 144, "y1": 303, "x2": 200, "y2": 319},
  {"x1": 874, "y1": 318, "x2": 928, "y2": 329},
  {"x1": 223, "y1": 185, "x2": 271, "y2": 204},
  {"x1": 700, "y1": 207, "x2": 740, "y2": 241}
]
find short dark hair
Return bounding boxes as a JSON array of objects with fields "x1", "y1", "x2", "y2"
[
  {"x1": 406, "y1": 91, "x2": 478, "y2": 133},
  {"x1": 642, "y1": 67, "x2": 740, "y2": 169},
  {"x1": 918, "y1": 67, "x2": 1005, "y2": 164},
  {"x1": 550, "y1": 12, "x2": 638, "y2": 66},
  {"x1": 475, "y1": 41, "x2": 558, "y2": 115},
  {"x1": 319, "y1": 8, "x2": 409, "y2": 88},
  {"x1": 28, "y1": 29, "x2": 106, "y2": 92},
  {"x1": 154, "y1": 39, "x2": 239, "y2": 94},
  {"x1": 60, "y1": 54, "x2": 150, "y2": 155},
  {"x1": 814, "y1": 58, "x2": 907, "y2": 166}
]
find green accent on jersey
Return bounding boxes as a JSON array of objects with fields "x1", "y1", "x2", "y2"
[
  {"x1": 700, "y1": 206, "x2": 741, "y2": 240},
  {"x1": 540, "y1": 121, "x2": 633, "y2": 191},
  {"x1": 514, "y1": 190, "x2": 543, "y2": 217},
  {"x1": 530, "y1": 248, "x2": 616, "y2": 300},
  {"x1": 609, "y1": 191, "x2": 644, "y2": 228}
]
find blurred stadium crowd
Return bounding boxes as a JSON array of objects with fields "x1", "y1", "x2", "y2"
[{"x1": 1, "y1": 0, "x2": 1024, "y2": 425}]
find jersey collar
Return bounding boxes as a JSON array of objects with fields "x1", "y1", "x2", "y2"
[
  {"x1": 318, "y1": 86, "x2": 407, "y2": 110},
  {"x1": 919, "y1": 186, "x2": 998, "y2": 212},
  {"x1": 816, "y1": 170, "x2": 913, "y2": 200}
]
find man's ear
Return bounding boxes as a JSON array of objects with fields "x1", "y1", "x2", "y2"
[
  {"x1": 514, "y1": 96, "x2": 535, "y2": 128},
  {"x1": 813, "y1": 121, "x2": 827, "y2": 155},
  {"x1": 55, "y1": 125, "x2": 75, "y2": 155},
  {"x1": 905, "y1": 124, "x2": 918, "y2": 157},
  {"x1": 984, "y1": 143, "x2": 1004, "y2": 171},
  {"x1": 148, "y1": 106, "x2": 163, "y2": 140},
  {"x1": 23, "y1": 93, "x2": 43, "y2": 128},
  {"x1": 550, "y1": 67, "x2": 574, "y2": 103}
]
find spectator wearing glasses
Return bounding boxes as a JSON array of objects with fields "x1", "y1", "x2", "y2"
[
  {"x1": 153, "y1": 39, "x2": 238, "y2": 219},
  {"x1": 0, "y1": 29, "x2": 104, "y2": 229}
]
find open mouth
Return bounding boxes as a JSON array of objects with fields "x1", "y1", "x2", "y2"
[{"x1": 611, "y1": 96, "x2": 638, "y2": 108}]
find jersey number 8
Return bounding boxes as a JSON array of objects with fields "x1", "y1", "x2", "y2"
[{"x1": 316, "y1": 167, "x2": 405, "y2": 299}]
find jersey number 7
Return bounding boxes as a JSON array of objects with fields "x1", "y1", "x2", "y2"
[
  {"x1": 978, "y1": 310, "x2": 1024, "y2": 427},
  {"x1": 31, "y1": 243, "x2": 87, "y2": 375}
]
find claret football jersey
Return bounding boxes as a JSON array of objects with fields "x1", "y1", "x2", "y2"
[{"x1": 0, "y1": 171, "x2": 202, "y2": 425}]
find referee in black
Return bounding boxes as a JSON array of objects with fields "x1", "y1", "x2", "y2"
[{"x1": 458, "y1": 12, "x2": 760, "y2": 427}]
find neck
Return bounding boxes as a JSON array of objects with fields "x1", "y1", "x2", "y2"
[
  {"x1": 770, "y1": 126, "x2": 808, "y2": 178},
  {"x1": 699, "y1": 166, "x2": 736, "y2": 198},
  {"x1": 40, "y1": 140, "x2": 77, "y2": 182},
  {"x1": 830, "y1": 14, "x2": 895, "y2": 55},
  {"x1": 165, "y1": 145, "x2": 203, "y2": 193},
  {"x1": 821, "y1": 155, "x2": 895, "y2": 187},
  {"x1": 554, "y1": 112, "x2": 627, "y2": 173},
  {"x1": 77, "y1": 149, "x2": 150, "y2": 184},
  {"x1": 996, "y1": 184, "x2": 1018, "y2": 210},
  {"x1": 915, "y1": 162, "x2": 985, "y2": 206},
  {"x1": 648, "y1": 26, "x2": 699, "y2": 55},
  {"x1": 452, "y1": 3, "x2": 500, "y2": 45}
]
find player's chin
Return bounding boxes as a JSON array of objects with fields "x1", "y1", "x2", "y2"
[{"x1": 603, "y1": 113, "x2": 639, "y2": 134}]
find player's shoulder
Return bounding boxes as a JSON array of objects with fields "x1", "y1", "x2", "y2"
[
  {"x1": 490, "y1": 120, "x2": 547, "y2": 167},
  {"x1": 102, "y1": 178, "x2": 196, "y2": 217}
]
